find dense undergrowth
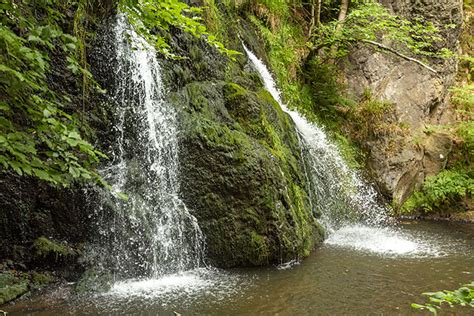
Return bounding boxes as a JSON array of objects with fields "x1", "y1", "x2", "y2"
[
  {"x1": 0, "y1": 0, "x2": 107, "y2": 186},
  {"x1": 224, "y1": 0, "x2": 472, "y2": 215}
]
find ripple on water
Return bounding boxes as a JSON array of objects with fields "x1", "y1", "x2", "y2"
[{"x1": 324, "y1": 224, "x2": 444, "y2": 257}]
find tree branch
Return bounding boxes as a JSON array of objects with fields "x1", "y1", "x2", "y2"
[{"x1": 361, "y1": 39, "x2": 438, "y2": 74}]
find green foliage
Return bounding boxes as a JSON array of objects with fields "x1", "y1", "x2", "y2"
[
  {"x1": 310, "y1": 1, "x2": 452, "y2": 59},
  {"x1": 1, "y1": 0, "x2": 235, "y2": 188},
  {"x1": 302, "y1": 57, "x2": 351, "y2": 125},
  {"x1": 451, "y1": 84, "x2": 474, "y2": 113},
  {"x1": 119, "y1": 0, "x2": 239, "y2": 59},
  {"x1": 456, "y1": 120, "x2": 474, "y2": 161},
  {"x1": 402, "y1": 84, "x2": 473, "y2": 213},
  {"x1": 247, "y1": 13, "x2": 308, "y2": 108},
  {"x1": 411, "y1": 282, "x2": 474, "y2": 315},
  {"x1": 247, "y1": 1, "x2": 364, "y2": 169},
  {"x1": 402, "y1": 169, "x2": 474, "y2": 213},
  {"x1": 347, "y1": 89, "x2": 397, "y2": 141},
  {"x1": 0, "y1": 0, "x2": 106, "y2": 187},
  {"x1": 256, "y1": 0, "x2": 292, "y2": 18}
]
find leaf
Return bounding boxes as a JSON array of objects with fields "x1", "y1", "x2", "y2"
[
  {"x1": 43, "y1": 109, "x2": 52, "y2": 117},
  {"x1": 68, "y1": 130, "x2": 81, "y2": 139},
  {"x1": 116, "y1": 192, "x2": 129, "y2": 201},
  {"x1": 33, "y1": 169, "x2": 52, "y2": 182}
]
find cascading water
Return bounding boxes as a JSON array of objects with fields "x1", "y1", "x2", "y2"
[
  {"x1": 95, "y1": 15, "x2": 205, "y2": 280},
  {"x1": 243, "y1": 45, "x2": 438, "y2": 256}
]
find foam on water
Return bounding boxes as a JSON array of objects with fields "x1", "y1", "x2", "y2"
[
  {"x1": 277, "y1": 259, "x2": 301, "y2": 270},
  {"x1": 325, "y1": 224, "x2": 441, "y2": 257},
  {"x1": 104, "y1": 268, "x2": 242, "y2": 303}
]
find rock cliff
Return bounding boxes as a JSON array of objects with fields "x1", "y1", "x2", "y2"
[{"x1": 342, "y1": 0, "x2": 464, "y2": 206}]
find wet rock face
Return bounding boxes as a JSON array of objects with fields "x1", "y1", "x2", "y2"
[
  {"x1": 343, "y1": 0, "x2": 463, "y2": 206},
  {"x1": 0, "y1": 174, "x2": 92, "y2": 274},
  {"x1": 0, "y1": 9, "x2": 116, "y2": 274}
]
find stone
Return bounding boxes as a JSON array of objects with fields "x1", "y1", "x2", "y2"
[
  {"x1": 171, "y1": 79, "x2": 323, "y2": 267},
  {"x1": 0, "y1": 272, "x2": 29, "y2": 305},
  {"x1": 422, "y1": 132, "x2": 453, "y2": 178}
]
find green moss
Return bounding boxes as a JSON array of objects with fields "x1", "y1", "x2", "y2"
[
  {"x1": 248, "y1": 231, "x2": 270, "y2": 265},
  {"x1": 75, "y1": 269, "x2": 112, "y2": 293},
  {"x1": 223, "y1": 82, "x2": 249, "y2": 102},
  {"x1": 176, "y1": 77, "x2": 322, "y2": 267},
  {"x1": 30, "y1": 272, "x2": 55, "y2": 289},
  {"x1": 34, "y1": 236, "x2": 76, "y2": 261},
  {"x1": 247, "y1": 11, "x2": 308, "y2": 110},
  {"x1": 0, "y1": 272, "x2": 29, "y2": 305}
]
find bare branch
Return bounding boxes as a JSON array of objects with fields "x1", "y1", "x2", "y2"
[{"x1": 361, "y1": 39, "x2": 438, "y2": 74}]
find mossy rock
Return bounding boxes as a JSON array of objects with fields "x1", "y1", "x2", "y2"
[
  {"x1": 30, "y1": 271, "x2": 55, "y2": 290},
  {"x1": 0, "y1": 272, "x2": 29, "y2": 305},
  {"x1": 172, "y1": 77, "x2": 323, "y2": 267},
  {"x1": 75, "y1": 269, "x2": 112, "y2": 293},
  {"x1": 34, "y1": 236, "x2": 77, "y2": 261}
]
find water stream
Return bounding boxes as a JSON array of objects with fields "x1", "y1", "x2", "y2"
[
  {"x1": 242, "y1": 45, "x2": 435, "y2": 257},
  {"x1": 8, "y1": 221, "x2": 474, "y2": 315},
  {"x1": 91, "y1": 15, "x2": 206, "y2": 283}
]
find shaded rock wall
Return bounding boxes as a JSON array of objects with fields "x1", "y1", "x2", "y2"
[{"x1": 0, "y1": 3, "x2": 116, "y2": 279}]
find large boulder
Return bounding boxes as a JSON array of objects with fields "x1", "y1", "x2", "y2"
[
  {"x1": 164, "y1": 31, "x2": 323, "y2": 267},
  {"x1": 170, "y1": 73, "x2": 322, "y2": 268}
]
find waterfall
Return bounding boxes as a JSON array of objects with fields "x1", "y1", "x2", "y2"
[
  {"x1": 95, "y1": 15, "x2": 205, "y2": 280},
  {"x1": 242, "y1": 45, "x2": 388, "y2": 232},
  {"x1": 242, "y1": 46, "x2": 434, "y2": 256}
]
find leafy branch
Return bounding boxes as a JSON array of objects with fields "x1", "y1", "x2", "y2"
[
  {"x1": 412, "y1": 282, "x2": 474, "y2": 315},
  {"x1": 0, "y1": 0, "x2": 106, "y2": 187},
  {"x1": 308, "y1": 1, "x2": 454, "y2": 71},
  {"x1": 119, "y1": 0, "x2": 240, "y2": 59}
]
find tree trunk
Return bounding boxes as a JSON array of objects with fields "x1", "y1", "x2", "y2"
[
  {"x1": 336, "y1": 0, "x2": 349, "y2": 32},
  {"x1": 330, "y1": 0, "x2": 350, "y2": 60},
  {"x1": 315, "y1": 0, "x2": 321, "y2": 26},
  {"x1": 308, "y1": 0, "x2": 322, "y2": 37}
]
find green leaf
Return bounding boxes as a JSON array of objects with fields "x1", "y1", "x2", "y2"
[{"x1": 116, "y1": 192, "x2": 129, "y2": 201}]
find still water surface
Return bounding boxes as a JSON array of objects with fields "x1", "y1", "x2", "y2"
[{"x1": 7, "y1": 221, "x2": 474, "y2": 315}]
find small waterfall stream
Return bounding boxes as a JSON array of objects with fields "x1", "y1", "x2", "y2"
[
  {"x1": 243, "y1": 45, "x2": 437, "y2": 256},
  {"x1": 97, "y1": 15, "x2": 205, "y2": 280}
]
